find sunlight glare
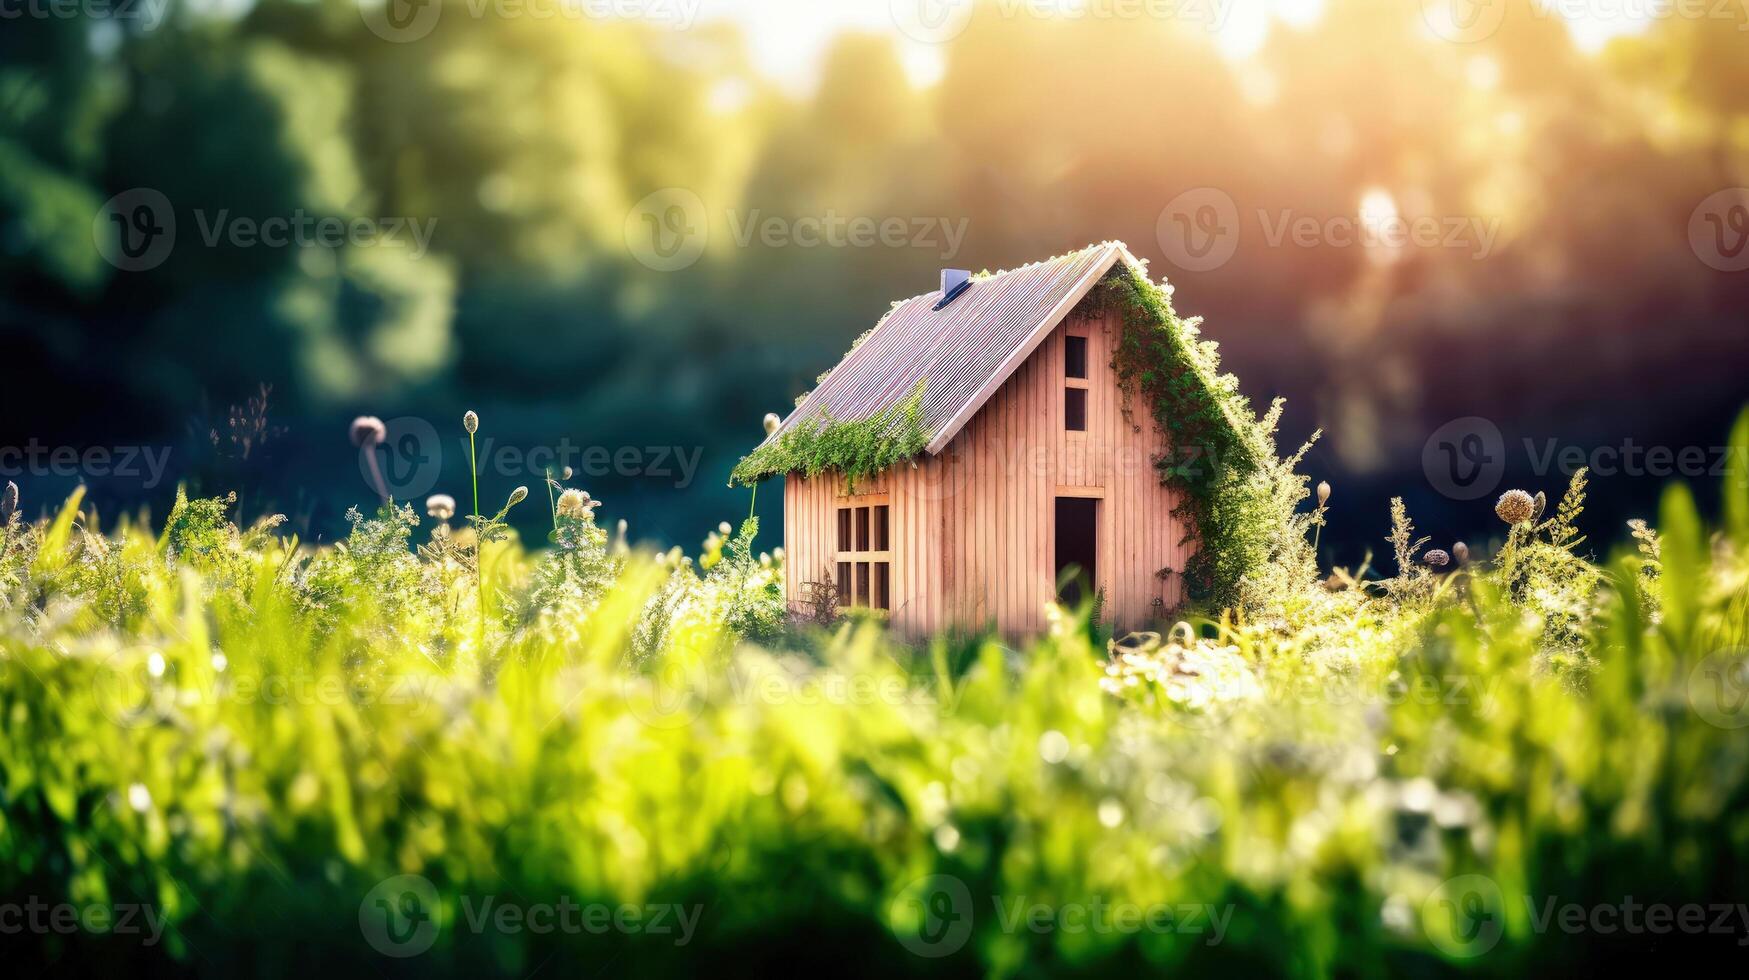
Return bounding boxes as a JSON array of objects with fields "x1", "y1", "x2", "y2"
[{"x1": 1536, "y1": 0, "x2": 1657, "y2": 53}]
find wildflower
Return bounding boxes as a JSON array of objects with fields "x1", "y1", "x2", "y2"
[
  {"x1": 349, "y1": 416, "x2": 386, "y2": 448},
  {"x1": 1495, "y1": 489, "x2": 1535, "y2": 525},
  {"x1": 426, "y1": 494, "x2": 456, "y2": 521},
  {"x1": 1317, "y1": 481, "x2": 1331, "y2": 507},
  {"x1": 561, "y1": 466, "x2": 574, "y2": 480},
  {"x1": 1531, "y1": 490, "x2": 1547, "y2": 523},
  {"x1": 0, "y1": 481, "x2": 15, "y2": 522},
  {"x1": 1453, "y1": 541, "x2": 1470, "y2": 564},
  {"x1": 1424, "y1": 549, "x2": 1451, "y2": 568},
  {"x1": 718, "y1": 521, "x2": 733, "y2": 536},
  {"x1": 556, "y1": 488, "x2": 594, "y2": 519},
  {"x1": 463, "y1": 410, "x2": 479, "y2": 434},
  {"x1": 763, "y1": 413, "x2": 782, "y2": 436},
  {"x1": 506, "y1": 486, "x2": 528, "y2": 509}
]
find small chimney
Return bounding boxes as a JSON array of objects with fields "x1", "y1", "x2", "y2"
[{"x1": 934, "y1": 268, "x2": 972, "y2": 310}]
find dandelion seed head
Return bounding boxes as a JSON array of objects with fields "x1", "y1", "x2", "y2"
[
  {"x1": 1424, "y1": 549, "x2": 1450, "y2": 568},
  {"x1": 1453, "y1": 541, "x2": 1470, "y2": 564},
  {"x1": 462, "y1": 410, "x2": 479, "y2": 434},
  {"x1": 426, "y1": 494, "x2": 456, "y2": 521},
  {"x1": 1495, "y1": 489, "x2": 1535, "y2": 525},
  {"x1": 718, "y1": 521, "x2": 733, "y2": 536},
  {"x1": 349, "y1": 416, "x2": 386, "y2": 448},
  {"x1": 762, "y1": 413, "x2": 782, "y2": 436},
  {"x1": 556, "y1": 488, "x2": 592, "y2": 519}
]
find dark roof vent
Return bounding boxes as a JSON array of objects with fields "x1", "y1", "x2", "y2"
[{"x1": 933, "y1": 268, "x2": 972, "y2": 310}]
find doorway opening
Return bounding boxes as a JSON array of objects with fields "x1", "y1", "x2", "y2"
[{"x1": 1054, "y1": 497, "x2": 1097, "y2": 608}]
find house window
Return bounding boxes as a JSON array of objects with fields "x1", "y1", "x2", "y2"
[
  {"x1": 1065, "y1": 387, "x2": 1087, "y2": 431},
  {"x1": 835, "y1": 499, "x2": 891, "y2": 610},
  {"x1": 1065, "y1": 335, "x2": 1088, "y2": 379},
  {"x1": 1064, "y1": 332, "x2": 1090, "y2": 432}
]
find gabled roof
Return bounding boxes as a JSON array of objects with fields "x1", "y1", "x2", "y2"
[{"x1": 761, "y1": 241, "x2": 1145, "y2": 458}]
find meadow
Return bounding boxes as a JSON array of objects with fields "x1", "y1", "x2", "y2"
[{"x1": 2, "y1": 410, "x2": 1749, "y2": 977}]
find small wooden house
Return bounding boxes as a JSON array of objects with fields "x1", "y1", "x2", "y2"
[{"x1": 739, "y1": 241, "x2": 1223, "y2": 637}]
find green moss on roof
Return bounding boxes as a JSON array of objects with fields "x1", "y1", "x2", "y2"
[{"x1": 730, "y1": 379, "x2": 929, "y2": 491}]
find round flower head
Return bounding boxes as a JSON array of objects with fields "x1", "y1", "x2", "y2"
[
  {"x1": 1, "y1": 481, "x2": 16, "y2": 521},
  {"x1": 561, "y1": 466, "x2": 574, "y2": 480},
  {"x1": 426, "y1": 494, "x2": 456, "y2": 521},
  {"x1": 462, "y1": 410, "x2": 479, "y2": 435},
  {"x1": 763, "y1": 413, "x2": 782, "y2": 436},
  {"x1": 556, "y1": 488, "x2": 593, "y2": 519},
  {"x1": 350, "y1": 416, "x2": 386, "y2": 448},
  {"x1": 1453, "y1": 541, "x2": 1470, "y2": 564},
  {"x1": 1531, "y1": 491, "x2": 1547, "y2": 523},
  {"x1": 1316, "y1": 481, "x2": 1331, "y2": 507},
  {"x1": 1495, "y1": 489, "x2": 1535, "y2": 525},
  {"x1": 506, "y1": 486, "x2": 528, "y2": 509},
  {"x1": 1424, "y1": 549, "x2": 1451, "y2": 568},
  {"x1": 719, "y1": 521, "x2": 733, "y2": 536}
]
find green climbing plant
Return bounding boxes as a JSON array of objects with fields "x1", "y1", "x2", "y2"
[
  {"x1": 730, "y1": 379, "x2": 930, "y2": 492},
  {"x1": 1085, "y1": 263, "x2": 1301, "y2": 610}
]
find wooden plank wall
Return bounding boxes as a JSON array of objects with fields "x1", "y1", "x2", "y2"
[{"x1": 783, "y1": 307, "x2": 1190, "y2": 638}]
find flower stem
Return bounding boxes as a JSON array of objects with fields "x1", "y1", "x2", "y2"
[
  {"x1": 546, "y1": 467, "x2": 558, "y2": 534},
  {"x1": 470, "y1": 430, "x2": 485, "y2": 650}
]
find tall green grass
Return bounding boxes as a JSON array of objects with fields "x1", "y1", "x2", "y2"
[{"x1": 1, "y1": 413, "x2": 1747, "y2": 976}]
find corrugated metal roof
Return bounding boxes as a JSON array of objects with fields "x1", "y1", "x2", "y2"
[{"x1": 759, "y1": 241, "x2": 1144, "y2": 460}]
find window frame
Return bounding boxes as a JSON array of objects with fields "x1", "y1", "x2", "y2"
[{"x1": 833, "y1": 494, "x2": 892, "y2": 611}]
